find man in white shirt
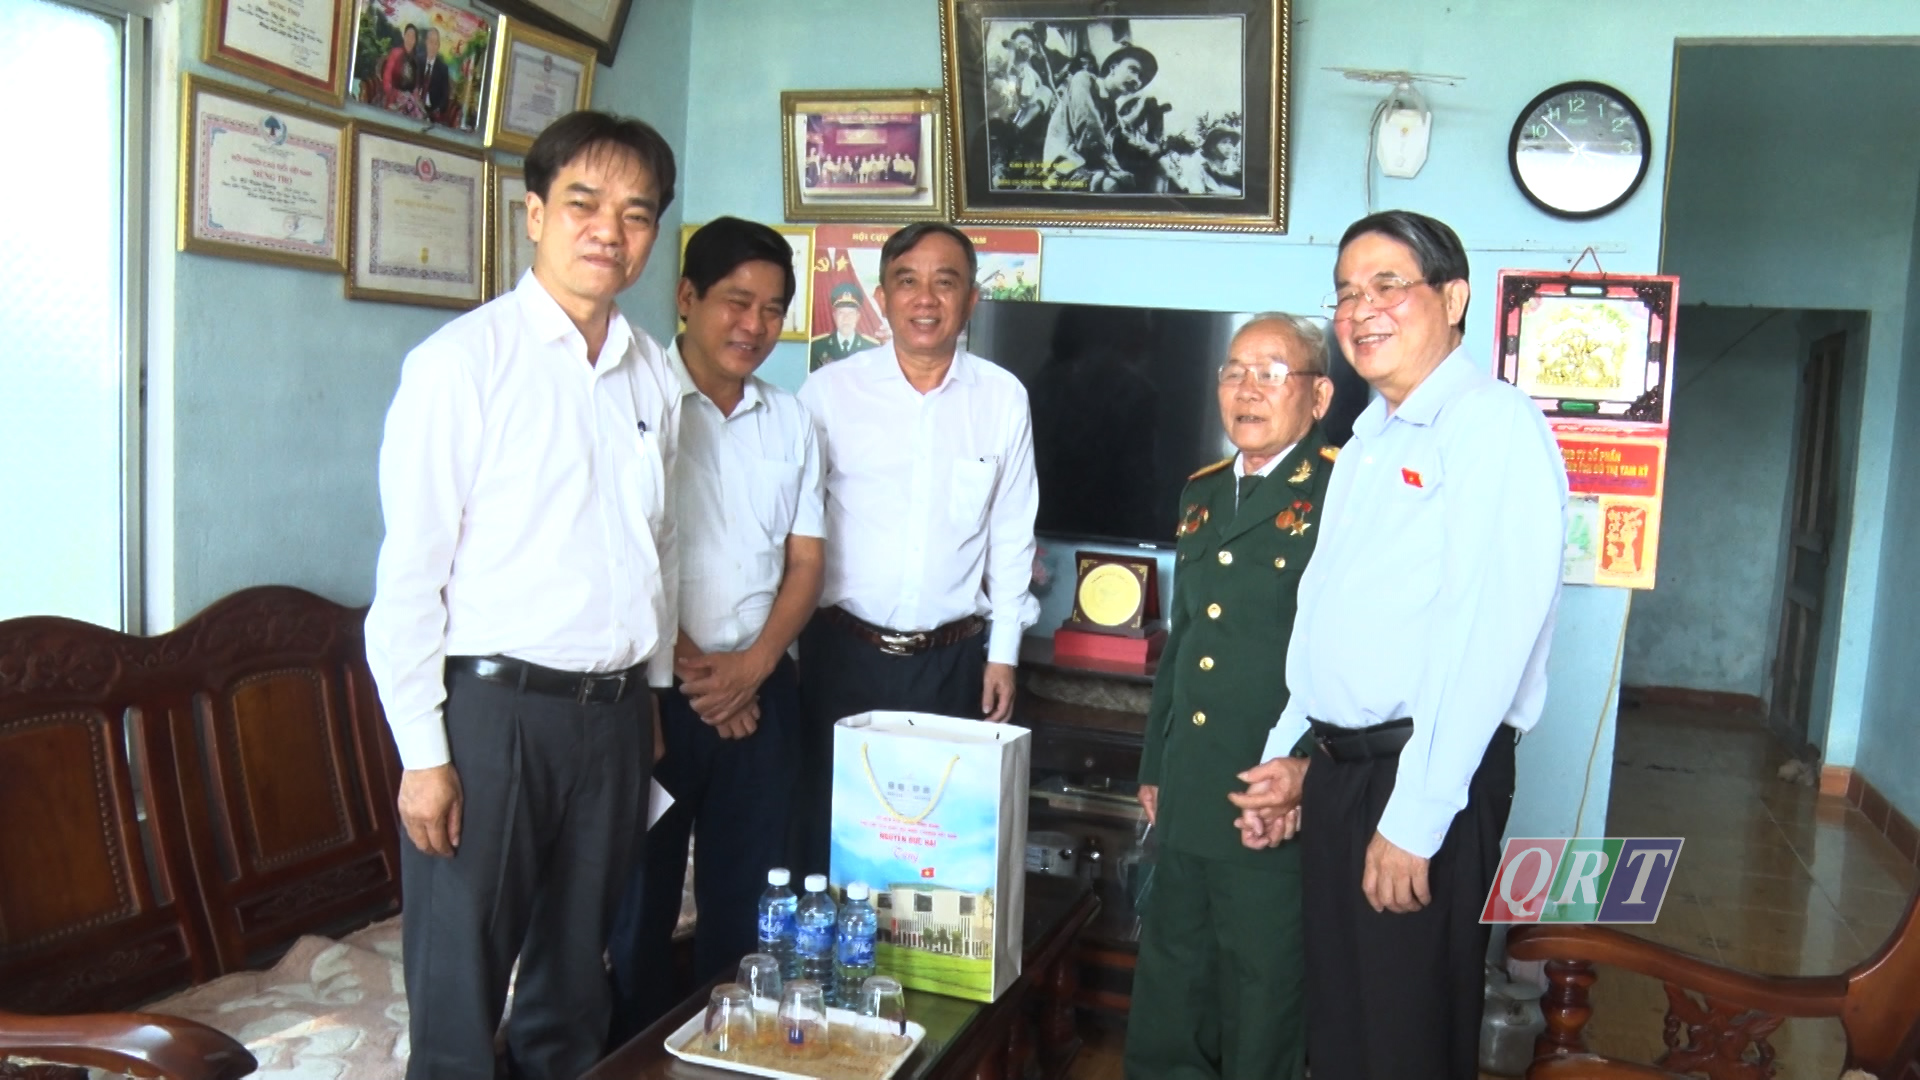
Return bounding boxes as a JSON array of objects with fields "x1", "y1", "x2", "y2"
[
  {"x1": 1231, "y1": 211, "x2": 1568, "y2": 1080},
  {"x1": 363, "y1": 111, "x2": 679, "y2": 1080},
  {"x1": 792, "y1": 222, "x2": 1040, "y2": 875},
  {"x1": 605, "y1": 217, "x2": 825, "y2": 1039}
]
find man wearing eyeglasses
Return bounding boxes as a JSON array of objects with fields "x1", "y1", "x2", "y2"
[
  {"x1": 1124, "y1": 314, "x2": 1334, "y2": 1080},
  {"x1": 1230, "y1": 211, "x2": 1568, "y2": 1080}
]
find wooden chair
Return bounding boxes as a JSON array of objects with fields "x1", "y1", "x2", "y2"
[{"x1": 1508, "y1": 887, "x2": 1920, "y2": 1079}]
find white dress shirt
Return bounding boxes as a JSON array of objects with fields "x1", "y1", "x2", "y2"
[
  {"x1": 366, "y1": 272, "x2": 679, "y2": 770},
  {"x1": 668, "y1": 341, "x2": 825, "y2": 655},
  {"x1": 797, "y1": 343, "x2": 1040, "y2": 665},
  {"x1": 1261, "y1": 348, "x2": 1567, "y2": 857},
  {"x1": 1233, "y1": 445, "x2": 1290, "y2": 507}
]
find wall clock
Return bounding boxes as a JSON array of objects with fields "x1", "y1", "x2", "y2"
[{"x1": 1509, "y1": 81, "x2": 1652, "y2": 219}]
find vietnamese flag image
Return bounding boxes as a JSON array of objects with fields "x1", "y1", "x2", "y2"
[{"x1": 920, "y1": 866, "x2": 936, "y2": 879}]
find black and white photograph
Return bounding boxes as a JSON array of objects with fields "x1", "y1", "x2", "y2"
[
  {"x1": 980, "y1": 17, "x2": 1244, "y2": 198},
  {"x1": 942, "y1": 0, "x2": 1288, "y2": 232}
]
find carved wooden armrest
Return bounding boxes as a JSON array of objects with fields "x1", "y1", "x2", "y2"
[
  {"x1": 0, "y1": 1008, "x2": 256, "y2": 1080},
  {"x1": 1508, "y1": 924, "x2": 1848, "y2": 1073}
]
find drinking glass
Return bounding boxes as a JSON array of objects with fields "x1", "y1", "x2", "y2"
[
  {"x1": 777, "y1": 979, "x2": 829, "y2": 1060},
  {"x1": 736, "y1": 953, "x2": 783, "y2": 1005},
  {"x1": 703, "y1": 983, "x2": 755, "y2": 1057},
  {"x1": 856, "y1": 975, "x2": 910, "y2": 1056}
]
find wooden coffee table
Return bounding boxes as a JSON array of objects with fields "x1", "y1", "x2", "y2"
[{"x1": 584, "y1": 874, "x2": 1100, "y2": 1080}]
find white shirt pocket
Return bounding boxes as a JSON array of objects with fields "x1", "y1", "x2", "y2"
[
  {"x1": 949, "y1": 458, "x2": 997, "y2": 529},
  {"x1": 751, "y1": 457, "x2": 805, "y2": 542}
]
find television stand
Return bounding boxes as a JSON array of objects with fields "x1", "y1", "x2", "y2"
[{"x1": 1015, "y1": 636, "x2": 1152, "y2": 1019}]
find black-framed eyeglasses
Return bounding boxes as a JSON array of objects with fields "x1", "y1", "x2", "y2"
[
  {"x1": 1321, "y1": 277, "x2": 1429, "y2": 318},
  {"x1": 1216, "y1": 363, "x2": 1321, "y2": 387}
]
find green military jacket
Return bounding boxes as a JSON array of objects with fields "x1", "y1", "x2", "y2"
[{"x1": 1138, "y1": 427, "x2": 1334, "y2": 865}]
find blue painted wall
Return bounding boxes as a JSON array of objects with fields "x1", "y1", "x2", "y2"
[
  {"x1": 1856, "y1": 193, "x2": 1920, "y2": 823},
  {"x1": 1620, "y1": 308, "x2": 1800, "y2": 698},
  {"x1": 1661, "y1": 43, "x2": 1920, "y2": 768}
]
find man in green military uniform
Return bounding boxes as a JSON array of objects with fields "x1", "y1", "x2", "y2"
[
  {"x1": 807, "y1": 282, "x2": 881, "y2": 370},
  {"x1": 1125, "y1": 314, "x2": 1336, "y2": 1080}
]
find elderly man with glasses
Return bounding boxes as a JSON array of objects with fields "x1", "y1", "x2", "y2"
[
  {"x1": 1124, "y1": 313, "x2": 1335, "y2": 1080},
  {"x1": 1231, "y1": 210, "x2": 1569, "y2": 1080}
]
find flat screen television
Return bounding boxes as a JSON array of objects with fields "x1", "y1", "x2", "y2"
[{"x1": 966, "y1": 298, "x2": 1371, "y2": 547}]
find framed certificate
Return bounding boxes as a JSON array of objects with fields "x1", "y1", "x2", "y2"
[
  {"x1": 485, "y1": 17, "x2": 596, "y2": 155},
  {"x1": 202, "y1": 0, "x2": 354, "y2": 104},
  {"x1": 178, "y1": 75, "x2": 351, "y2": 272},
  {"x1": 487, "y1": 161, "x2": 534, "y2": 300},
  {"x1": 348, "y1": 125, "x2": 487, "y2": 308}
]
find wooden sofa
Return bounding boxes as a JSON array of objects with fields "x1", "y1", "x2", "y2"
[
  {"x1": 0, "y1": 586, "x2": 406, "y2": 1078},
  {"x1": 1508, "y1": 888, "x2": 1920, "y2": 1079}
]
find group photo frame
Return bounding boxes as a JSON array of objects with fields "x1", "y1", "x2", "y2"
[
  {"x1": 781, "y1": 89, "x2": 949, "y2": 224},
  {"x1": 939, "y1": 0, "x2": 1291, "y2": 232},
  {"x1": 178, "y1": 74, "x2": 353, "y2": 273}
]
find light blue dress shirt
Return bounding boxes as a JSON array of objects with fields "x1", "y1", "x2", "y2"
[{"x1": 1261, "y1": 347, "x2": 1568, "y2": 858}]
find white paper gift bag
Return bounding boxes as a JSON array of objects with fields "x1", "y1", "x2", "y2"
[{"x1": 829, "y1": 711, "x2": 1031, "y2": 1003}]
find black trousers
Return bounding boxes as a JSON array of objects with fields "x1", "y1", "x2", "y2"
[
  {"x1": 400, "y1": 666, "x2": 649, "y2": 1080},
  {"x1": 1300, "y1": 726, "x2": 1517, "y2": 1080},
  {"x1": 789, "y1": 610, "x2": 987, "y2": 878},
  {"x1": 605, "y1": 655, "x2": 801, "y2": 1042}
]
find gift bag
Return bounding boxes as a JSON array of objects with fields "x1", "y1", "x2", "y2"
[{"x1": 830, "y1": 712, "x2": 1031, "y2": 1003}]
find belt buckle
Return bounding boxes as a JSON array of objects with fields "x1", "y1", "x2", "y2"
[
  {"x1": 878, "y1": 630, "x2": 928, "y2": 656},
  {"x1": 578, "y1": 672, "x2": 627, "y2": 704}
]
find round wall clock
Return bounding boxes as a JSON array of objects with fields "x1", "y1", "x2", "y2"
[{"x1": 1508, "y1": 81, "x2": 1652, "y2": 219}]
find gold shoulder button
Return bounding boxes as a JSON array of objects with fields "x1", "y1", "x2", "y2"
[{"x1": 1188, "y1": 456, "x2": 1233, "y2": 481}]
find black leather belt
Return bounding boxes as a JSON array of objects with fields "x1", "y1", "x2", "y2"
[
  {"x1": 1310, "y1": 717, "x2": 1415, "y2": 763},
  {"x1": 447, "y1": 655, "x2": 647, "y2": 704},
  {"x1": 823, "y1": 606, "x2": 987, "y2": 657}
]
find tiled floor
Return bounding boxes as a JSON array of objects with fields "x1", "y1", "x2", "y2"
[
  {"x1": 1579, "y1": 703, "x2": 1918, "y2": 1075},
  {"x1": 1066, "y1": 704, "x2": 1920, "y2": 1078}
]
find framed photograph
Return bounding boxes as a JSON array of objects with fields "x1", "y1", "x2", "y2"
[
  {"x1": 347, "y1": 0, "x2": 493, "y2": 133},
  {"x1": 676, "y1": 224, "x2": 815, "y2": 342},
  {"x1": 348, "y1": 125, "x2": 487, "y2": 308},
  {"x1": 939, "y1": 0, "x2": 1291, "y2": 232},
  {"x1": 484, "y1": 17, "x2": 596, "y2": 155},
  {"x1": 202, "y1": 0, "x2": 354, "y2": 104},
  {"x1": 177, "y1": 75, "x2": 352, "y2": 272},
  {"x1": 781, "y1": 90, "x2": 948, "y2": 224},
  {"x1": 479, "y1": 0, "x2": 630, "y2": 65},
  {"x1": 1494, "y1": 270, "x2": 1679, "y2": 425},
  {"x1": 487, "y1": 161, "x2": 533, "y2": 300}
]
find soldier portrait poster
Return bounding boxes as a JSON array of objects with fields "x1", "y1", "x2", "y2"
[
  {"x1": 806, "y1": 224, "x2": 1043, "y2": 371},
  {"x1": 941, "y1": 0, "x2": 1289, "y2": 231}
]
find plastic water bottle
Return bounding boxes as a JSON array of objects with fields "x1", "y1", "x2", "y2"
[
  {"x1": 757, "y1": 868, "x2": 799, "y2": 978},
  {"x1": 793, "y1": 874, "x2": 839, "y2": 993},
  {"x1": 833, "y1": 882, "x2": 878, "y2": 1007}
]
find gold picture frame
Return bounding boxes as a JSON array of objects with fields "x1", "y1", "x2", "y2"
[
  {"x1": 347, "y1": 123, "x2": 489, "y2": 309},
  {"x1": 484, "y1": 17, "x2": 597, "y2": 155},
  {"x1": 939, "y1": 0, "x2": 1291, "y2": 232},
  {"x1": 202, "y1": 0, "x2": 355, "y2": 105},
  {"x1": 781, "y1": 89, "x2": 949, "y2": 224},
  {"x1": 177, "y1": 74, "x2": 353, "y2": 273},
  {"x1": 486, "y1": 160, "x2": 532, "y2": 300},
  {"x1": 676, "y1": 222, "x2": 817, "y2": 343}
]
